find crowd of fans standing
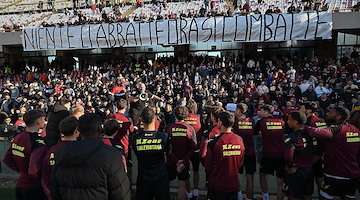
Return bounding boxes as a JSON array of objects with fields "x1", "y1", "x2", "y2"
[{"x1": 0, "y1": 52, "x2": 360, "y2": 200}]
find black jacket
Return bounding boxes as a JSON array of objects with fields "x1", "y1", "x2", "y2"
[
  {"x1": 50, "y1": 138, "x2": 131, "y2": 200},
  {"x1": 45, "y1": 104, "x2": 69, "y2": 147}
]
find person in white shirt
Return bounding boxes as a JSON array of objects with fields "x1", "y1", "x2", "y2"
[
  {"x1": 307, "y1": 76, "x2": 317, "y2": 88},
  {"x1": 286, "y1": 66, "x2": 296, "y2": 80},
  {"x1": 299, "y1": 79, "x2": 310, "y2": 93},
  {"x1": 247, "y1": 59, "x2": 255, "y2": 69},
  {"x1": 256, "y1": 81, "x2": 269, "y2": 94},
  {"x1": 314, "y1": 82, "x2": 329, "y2": 97}
]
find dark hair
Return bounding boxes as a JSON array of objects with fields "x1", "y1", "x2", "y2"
[
  {"x1": 333, "y1": 106, "x2": 350, "y2": 122},
  {"x1": 103, "y1": 119, "x2": 120, "y2": 136},
  {"x1": 141, "y1": 108, "x2": 155, "y2": 125},
  {"x1": 237, "y1": 103, "x2": 248, "y2": 114},
  {"x1": 261, "y1": 105, "x2": 274, "y2": 114},
  {"x1": 60, "y1": 97, "x2": 71, "y2": 105},
  {"x1": 23, "y1": 110, "x2": 46, "y2": 126},
  {"x1": 210, "y1": 106, "x2": 225, "y2": 122},
  {"x1": 218, "y1": 111, "x2": 235, "y2": 128},
  {"x1": 303, "y1": 102, "x2": 317, "y2": 113},
  {"x1": 186, "y1": 99, "x2": 198, "y2": 113},
  {"x1": 59, "y1": 116, "x2": 78, "y2": 137},
  {"x1": 289, "y1": 111, "x2": 307, "y2": 125},
  {"x1": 116, "y1": 98, "x2": 127, "y2": 110},
  {"x1": 78, "y1": 113, "x2": 102, "y2": 138},
  {"x1": 173, "y1": 106, "x2": 189, "y2": 121}
]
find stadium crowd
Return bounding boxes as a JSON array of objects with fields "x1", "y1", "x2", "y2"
[
  {"x1": 2, "y1": 0, "x2": 359, "y2": 32},
  {"x1": 0, "y1": 52, "x2": 360, "y2": 200}
]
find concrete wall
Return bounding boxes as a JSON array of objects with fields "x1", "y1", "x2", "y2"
[
  {"x1": 332, "y1": 12, "x2": 360, "y2": 30},
  {"x1": 0, "y1": 31, "x2": 22, "y2": 52}
]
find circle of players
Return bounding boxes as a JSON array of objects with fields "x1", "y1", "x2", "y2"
[{"x1": 3, "y1": 99, "x2": 360, "y2": 200}]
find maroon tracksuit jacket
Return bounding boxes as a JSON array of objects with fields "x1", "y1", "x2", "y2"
[
  {"x1": 254, "y1": 116, "x2": 286, "y2": 158},
  {"x1": 284, "y1": 130, "x2": 314, "y2": 171},
  {"x1": 107, "y1": 112, "x2": 135, "y2": 154},
  {"x1": 166, "y1": 121, "x2": 197, "y2": 167},
  {"x1": 184, "y1": 113, "x2": 202, "y2": 150},
  {"x1": 305, "y1": 123, "x2": 360, "y2": 178},
  {"x1": 205, "y1": 132, "x2": 245, "y2": 192},
  {"x1": 42, "y1": 141, "x2": 71, "y2": 199},
  {"x1": 306, "y1": 115, "x2": 327, "y2": 156},
  {"x1": 3, "y1": 131, "x2": 45, "y2": 188},
  {"x1": 233, "y1": 117, "x2": 255, "y2": 155},
  {"x1": 200, "y1": 125, "x2": 221, "y2": 158}
]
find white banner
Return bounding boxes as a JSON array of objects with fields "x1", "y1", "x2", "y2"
[{"x1": 22, "y1": 12, "x2": 332, "y2": 51}]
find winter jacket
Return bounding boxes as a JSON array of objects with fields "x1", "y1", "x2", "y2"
[
  {"x1": 50, "y1": 138, "x2": 131, "y2": 200},
  {"x1": 45, "y1": 104, "x2": 69, "y2": 147}
]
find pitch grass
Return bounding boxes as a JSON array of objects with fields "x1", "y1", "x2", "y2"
[{"x1": 0, "y1": 187, "x2": 16, "y2": 200}]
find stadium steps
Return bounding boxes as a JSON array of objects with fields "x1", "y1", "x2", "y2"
[
  {"x1": 25, "y1": 12, "x2": 52, "y2": 27},
  {"x1": 122, "y1": 5, "x2": 137, "y2": 18},
  {"x1": 0, "y1": 0, "x2": 25, "y2": 12}
]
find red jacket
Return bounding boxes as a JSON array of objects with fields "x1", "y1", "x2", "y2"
[
  {"x1": 233, "y1": 117, "x2": 255, "y2": 155},
  {"x1": 41, "y1": 141, "x2": 71, "y2": 199},
  {"x1": 205, "y1": 132, "x2": 245, "y2": 192},
  {"x1": 166, "y1": 122, "x2": 196, "y2": 166},
  {"x1": 254, "y1": 116, "x2": 286, "y2": 157},
  {"x1": 305, "y1": 124, "x2": 360, "y2": 178},
  {"x1": 200, "y1": 125, "x2": 221, "y2": 158},
  {"x1": 107, "y1": 113, "x2": 134, "y2": 153},
  {"x1": 3, "y1": 131, "x2": 45, "y2": 188},
  {"x1": 184, "y1": 113, "x2": 202, "y2": 149}
]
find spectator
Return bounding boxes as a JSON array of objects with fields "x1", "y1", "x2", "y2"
[
  {"x1": 352, "y1": 2, "x2": 360, "y2": 11},
  {"x1": 346, "y1": 97, "x2": 360, "y2": 111},
  {"x1": 322, "y1": 3, "x2": 329, "y2": 11},
  {"x1": 0, "y1": 117, "x2": 16, "y2": 139},
  {"x1": 45, "y1": 97, "x2": 71, "y2": 147},
  {"x1": 256, "y1": 81, "x2": 269, "y2": 94},
  {"x1": 287, "y1": 4, "x2": 296, "y2": 13},
  {"x1": 303, "y1": 85, "x2": 318, "y2": 101}
]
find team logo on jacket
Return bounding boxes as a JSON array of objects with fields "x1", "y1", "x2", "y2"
[
  {"x1": 346, "y1": 132, "x2": 360, "y2": 143},
  {"x1": 136, "y1": 139, "x2": 163, "y2": 151},
  {"x1": 222, "y1": 144, "x2": 242, "y2": 156}
]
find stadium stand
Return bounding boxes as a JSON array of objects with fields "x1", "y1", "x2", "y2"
[
  {"x1": 0, "y1": 0, "x2": 359, "y2": 31},
  {"x1": 129, "y1": 0, "x2": 229, "y2": 21}
]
